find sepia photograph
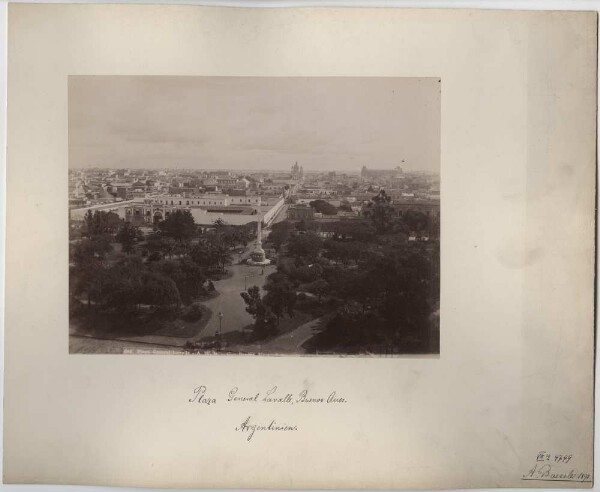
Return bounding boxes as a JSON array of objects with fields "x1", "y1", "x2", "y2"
[
  {"x1": 68, "y1": 76, "x2": 440, "y2": 355},
  {"x1": 6, "y1": 4, "x2": 596, "y2": 488}
]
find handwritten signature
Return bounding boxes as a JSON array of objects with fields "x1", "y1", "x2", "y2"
[{"x1": 523, "y1": 452, "x2": 591, "y2": 483}]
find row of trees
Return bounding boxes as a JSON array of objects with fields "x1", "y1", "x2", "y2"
[
  {"x1": 362, "y1": 190, "x2": 439, "y2": 237},
  {"x1": 70, "y1": 210, "x2": 253, "y2": 321},
  {"x1": 258, "y1": 203, "x2": 440, "y2": 352},
  {"x1": 70, "y1": 234, "x2": 213, "y2": 315},
  {"x1": 79, "y1": 210, "x2": 255, "y2": 263},
  {"x1": 298, "y1": 198, "x2": 354, "y2": 216},
  {"x1": 78, "y1": 211, "x2": 145, "y2": 255},
  {"x1": 83, "y1": 210, "x2": 122, "y2": 235},
  {"x1": 151, "y1": 211, "x2": 253, "y2": 261}
]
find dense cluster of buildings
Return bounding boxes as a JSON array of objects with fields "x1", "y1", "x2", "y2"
[
  {"x1": 68, "y1": 162, "x2": 440, "y2": 231},
  {"x1": 69, "y1": 166, "x2": 300, "y2": 205},
  {"x1": 288, "y1": 165, "x2": 439, "y2": 217},
  {"x1": 68, "y1": 164, "x2": 301, "y2": 227}
]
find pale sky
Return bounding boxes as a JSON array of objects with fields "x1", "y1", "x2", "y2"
[{"x1": 69, "y1": 76, "x2": 440, "y2": 173}]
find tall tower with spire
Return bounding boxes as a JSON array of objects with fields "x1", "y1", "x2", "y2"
[{"x1": 291, "y1": 162, "x2": 300, "y2": 180}]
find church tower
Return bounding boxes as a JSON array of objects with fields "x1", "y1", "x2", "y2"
[{"x1": 291, "y1": 162, "x2": 300, "y2": 180}]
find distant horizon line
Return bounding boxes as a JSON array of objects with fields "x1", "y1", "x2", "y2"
[{"x1": 69, "y1": 166, "x2": 438, "y2": 174}]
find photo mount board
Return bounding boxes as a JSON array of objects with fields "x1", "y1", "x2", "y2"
[{"x1": 3, "y1": 4, "x2": 597, "y2": 489}]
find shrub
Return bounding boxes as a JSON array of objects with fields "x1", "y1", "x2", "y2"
[
  {"x1": 147, "y1": 251, "x2": 162, "y2": 262},
  {"x1": 69, "y1": 298, "x2": 86, "y2": 318},
  {"x1": 180, "y1": 304, "x2": 204, "y2": 322}
]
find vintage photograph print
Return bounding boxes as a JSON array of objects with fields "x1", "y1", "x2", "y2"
[{"x1": 69, "y1": 77, "x2": 440, "y2": 355}]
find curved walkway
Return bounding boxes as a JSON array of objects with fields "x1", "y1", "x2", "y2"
[
  {"x1": 234, "y1": 315, "x2": 328, "y2": 355},
  {"x1": 189, "y1": 263, "x2": 276, "y2": 341}
]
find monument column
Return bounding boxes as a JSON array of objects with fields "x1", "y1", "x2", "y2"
[
  {"x1": 256, "y1": 212, "x2": 262, "y2": 247},
  {"x1": 248, "y1": 210, "x2": 269, "y2": 265}
]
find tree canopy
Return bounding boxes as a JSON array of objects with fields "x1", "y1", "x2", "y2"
[
  {"x1": 362, "y1": 191, "x2": 395, "y2": 235},
  {"x1": 309, "y1": 199, "x2": 338, "y2": 216},
  {"x1": 116, "y1": 222, "x2": 142, "y2": 254},
  {"x1": 263, "y1": 273, "x2": 297, "y2": 321},
  {"x1": 150, "y1": 258, "x2": 207, "y2": 305},
  {"x1": 240, "y1": 286, "x2": 278, "y2": 338},
  {"x1": 267, "y1": 221, "x2": 293, "y2": 252},
  {"x1": 287, "y1": 232, "x2": 323, "y2": 261},
  {"x1": 190, "y1": 234, "x2": 232, "y2": 272},
  {"x1": 157, "y1": 210, "x2": 196, "y2": 243},
  {"x1": 83, "y1": 210, "x2": 122, "y2": 236}
]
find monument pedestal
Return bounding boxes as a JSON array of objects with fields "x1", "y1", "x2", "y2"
[{"x1": 248, "y1": 241, "x2": 271, "y2": 266}]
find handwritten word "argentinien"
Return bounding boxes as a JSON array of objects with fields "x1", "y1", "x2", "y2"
[{"x1": 235, "y1": 416, "x2": 298, "y2": 441}]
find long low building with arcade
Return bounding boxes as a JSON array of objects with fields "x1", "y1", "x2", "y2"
[{"x1": 70, "y1": 193, "x2": 286, "y2": 228}]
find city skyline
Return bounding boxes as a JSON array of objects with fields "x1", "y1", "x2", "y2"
[
  {"x1": 70, "y1": 166, "x2": 438, "y2": 175},
  {"x1": 69, "y1": 76, "x2": 441, "y2": 172}
]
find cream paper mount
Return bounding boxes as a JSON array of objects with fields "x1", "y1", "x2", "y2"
[{"x1": 3, "y1": 4, "x2": 597, "y2": 489}]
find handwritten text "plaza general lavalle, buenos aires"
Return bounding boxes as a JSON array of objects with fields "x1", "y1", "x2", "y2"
[{"x1": 188, "y1": 385, "x2": 348, "y2": 406}]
